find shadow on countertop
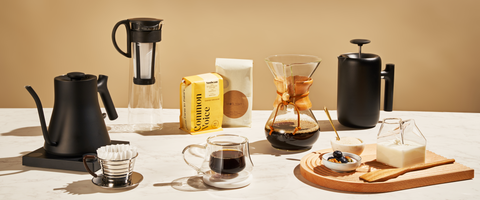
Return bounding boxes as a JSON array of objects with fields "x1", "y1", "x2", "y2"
[
  {"x1": 317, "y1": 120, "x2": 365, "y2": 132},
  {"x1": 0, "y1": 151, "x2": 87, "y2": 177},
  {"x1": 249, "y1": 140, "x2": 303, "y2": 156},
  {"x1": 1, "y1": 126, "x2": 42, "y2": 136},
  {"x1": 53, "y1": 179, "x2": 136, "y2": 195},
  {"x1": 108, "y1": 122, "x2": 189, "y2": 136},
  {"x1": 0, "y1": 152, "x2": 31, "y2": 177},
  {"x1": 153, "y1": 175, "x2": 219, "y2": 192},
  {"x1": 1, "y1": 122, "x2": 189, "y2": 138}
]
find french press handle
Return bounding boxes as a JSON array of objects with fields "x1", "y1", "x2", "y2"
[
  {"x1": 111, "y1": 20, "x2": 131, "y2": 58},
  {"x1": 381, "y1": 64, "x2": 395, "y2": 111}
]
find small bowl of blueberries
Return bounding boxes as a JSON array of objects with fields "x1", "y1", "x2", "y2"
[{"x1": 321, "y1": 150, "x2": 362, "y2": 173}]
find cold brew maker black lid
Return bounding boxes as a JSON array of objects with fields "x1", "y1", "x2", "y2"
[
  {"x1": 55, "y1": 72, "x2": 96, "y2": 82},
  {"x1": 129, "y1": 18, "x2": 163, "y2": 31},
  {"x1": 129, "y1": 18, "x2": 163, "y2": 43}
]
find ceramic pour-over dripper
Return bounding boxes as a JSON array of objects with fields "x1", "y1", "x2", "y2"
[{"x1": 264, "y1": 54, "x2": 322, "y2": 151}]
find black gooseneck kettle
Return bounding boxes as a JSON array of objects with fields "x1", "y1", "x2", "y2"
[
  {"x1": 25, "y1": 72, "x2": 118, "y2": 157},
  {"x1": 337, "y1": 39, "x2": 395, "y2": 128}
]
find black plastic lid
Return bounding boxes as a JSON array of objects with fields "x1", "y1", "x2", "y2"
[
  {"x1": 129, "y1": 18, "x2": 163, "y2": 31},
  {"x1": 55, "y1": 72, "x2": 96, "y2": 82},
  {"x1": 128, "y1": 18, "x2": 163, "y2": 43}
]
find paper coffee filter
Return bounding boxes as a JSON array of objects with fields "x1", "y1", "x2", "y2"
[{"x1": 96, "y1": 144, "x2": 137, "y2": 160}]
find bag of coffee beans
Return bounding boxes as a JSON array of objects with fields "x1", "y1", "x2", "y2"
[
  {"x1": 180, "y1": 72, "x2": 224, "y2": 134},
  {"x1": 215, "y1": 58, "x2": 253, "y2": 127}
]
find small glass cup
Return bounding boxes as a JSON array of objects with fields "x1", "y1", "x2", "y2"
[{"x1": 182, "y1": 134, "x2": 254, "y2": 188}]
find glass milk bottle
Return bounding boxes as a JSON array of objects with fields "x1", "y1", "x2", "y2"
[{"x1": 376, "y1": 118, "x2": 427, "y2": 168}]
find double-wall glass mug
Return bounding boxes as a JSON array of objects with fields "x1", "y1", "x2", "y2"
[{"x1": 182, "y1": 134, "x2": 254, "y2": 189}]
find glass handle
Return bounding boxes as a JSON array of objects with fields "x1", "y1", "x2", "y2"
[
  {"x1": 182, "y1": 144, "x2": 206, "y2": 174},
  {"x1": 246, "y1": 142, "x2": 254, "y2": 167},
  {"x1": 82, "y1": 155, "x2": 98, "y2": 178}
]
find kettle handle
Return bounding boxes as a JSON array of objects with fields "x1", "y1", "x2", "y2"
[
  {"x1": 112, "y1": 19, "x2": 131, "y2": 58},
  {"x1": 381, "y1": 64, "x2": 395, "y2": 111},
  {"x1": 97, "y1": 75, "x2": 118, "y2": 120}
]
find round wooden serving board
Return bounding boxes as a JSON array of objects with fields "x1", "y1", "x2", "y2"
[{"x1": 300, "y1": 144, "x2": 474, "y2": 193}]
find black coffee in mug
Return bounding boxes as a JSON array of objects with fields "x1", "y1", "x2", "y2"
[{"x1": 209, "y1": 149, "x2": 246, "y2": 174}]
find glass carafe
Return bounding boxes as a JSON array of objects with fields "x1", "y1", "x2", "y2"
[
  {"x1": 264, "y1": 55, "x2": 322, "y2": 151},
  {"x1": 112, "y1": 18, "x2": 164, "y2": 132},
  {"x1": 377, "y1": 118, "x2": 427, "y2": 168}
]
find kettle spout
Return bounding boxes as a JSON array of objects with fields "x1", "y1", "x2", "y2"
[{"x1": 25, "y1": 86, "x2": 56, "y2": 146}]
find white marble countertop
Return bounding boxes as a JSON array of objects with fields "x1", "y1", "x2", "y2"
[{"x1": 0, "y1": 108, "x2": 479, "y2": 199}]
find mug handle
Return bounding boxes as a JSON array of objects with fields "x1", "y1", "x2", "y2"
[
  {"x1": 182, "y1": 144, "x2": 206, "y2": 174},
  {"x1": 83, "y1": 155, "x2": 98, "y2": 178}
]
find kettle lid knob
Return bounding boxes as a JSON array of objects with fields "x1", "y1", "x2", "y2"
[{"x1": 67, "y1": 72, "x2": 86, "y2": 81}]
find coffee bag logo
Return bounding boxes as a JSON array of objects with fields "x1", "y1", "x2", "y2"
[{"x1": 224, "y1": 90, "x2": 248, "y2": 119}]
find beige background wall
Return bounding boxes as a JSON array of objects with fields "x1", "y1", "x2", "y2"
[{"x1": 1, "y1": 0, "x2": 479, "y2": 112}]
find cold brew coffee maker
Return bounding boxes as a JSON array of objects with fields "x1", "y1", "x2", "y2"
[{"x1": 112, "y1": 18, "x2": 164, "y2": 131}]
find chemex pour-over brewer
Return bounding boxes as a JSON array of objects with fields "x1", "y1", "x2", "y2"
[
  {"x1": 112, "y1": 18, "x2": 164, "y2": 131},
  {"x1": 264, "y1": 55, "x2": 322, "y2": 151},
  {"x1": 337, "y1": 39, "x2": 395, "y2": 128}
]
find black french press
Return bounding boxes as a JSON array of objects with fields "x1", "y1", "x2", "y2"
[{"x1": 337, "y1": 39, "x2": 395, "y2": 128}]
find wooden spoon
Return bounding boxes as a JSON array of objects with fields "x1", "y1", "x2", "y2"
[{"x1": 359, "y1": 159, "x2": 455, "y2": 182}]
